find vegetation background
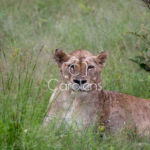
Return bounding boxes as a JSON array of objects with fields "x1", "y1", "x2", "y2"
[{"x1": 1, "y1": 0, "x2": 150, "y2": 149}]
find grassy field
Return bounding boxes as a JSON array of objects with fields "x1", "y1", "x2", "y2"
[{"x1": 1, "y1": 0, "x2": 150, "y2": 149}]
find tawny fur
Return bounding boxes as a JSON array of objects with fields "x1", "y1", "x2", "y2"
[{"x1": 44, "y1": 49, "x2": 150, "y2": 134}]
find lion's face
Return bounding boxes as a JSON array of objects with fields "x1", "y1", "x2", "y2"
[{"x1": 54, "y1": 49, "x2": 108, "y2": 91}]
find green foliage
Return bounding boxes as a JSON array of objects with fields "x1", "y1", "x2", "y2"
[
  {"x1": 127, "y1": 27, "x2": 150, "y2": 73},
  {"x1": 129, "y1": 47, "x2": 150, "y2": 72},
  {"x1": 0, "y1": 0, "x2": 150, "y2": 149},
  {"x1": 142, "y1": 0, "x2": 150, "y2": 9},
  {"x1": 127, "y1": 1, "x2": 150, "y2": 73}
]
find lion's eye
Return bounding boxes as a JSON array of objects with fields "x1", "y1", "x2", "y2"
[
  {"x1": 88, "y1": 65, "x2": 94, "y2": 70},
  {"x1": 68, "y1": 64, "x2": 74, "y2": 69}
]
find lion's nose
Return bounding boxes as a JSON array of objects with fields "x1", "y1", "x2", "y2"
[{"x1": 73, "y1": 79, "x2": 87, "y2": 85}]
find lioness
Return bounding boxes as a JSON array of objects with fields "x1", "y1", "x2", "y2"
[{"x1": 44, "y1": 49, "x2": 150, "y2": 134}]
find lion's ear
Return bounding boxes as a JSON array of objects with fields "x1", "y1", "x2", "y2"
[
  {"x1": 53, "y1": 49, "x2": 70, "y2": 67},
  {"x1": 93, "y1": 51, "x2": 108, "y2": 66}
]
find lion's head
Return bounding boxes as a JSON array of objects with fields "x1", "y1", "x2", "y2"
[{"x1": 54, "y1": 49, "x2": 108, "y2": 92}]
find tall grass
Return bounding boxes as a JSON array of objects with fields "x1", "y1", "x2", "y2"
[{"x1": 0, "y1": 0, "x2": 150, "y2": 149}]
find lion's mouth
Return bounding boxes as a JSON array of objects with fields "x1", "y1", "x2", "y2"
[
  {"x1": 71, "y1": 84, "x2": 90, "y2": 92},
  {"x1": 72, "y1": 89, "x2": 87, "y2": 92}
]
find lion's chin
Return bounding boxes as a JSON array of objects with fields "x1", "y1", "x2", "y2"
[{"x1": 72, "y1": 89, "x2": 87, "y2": 92}]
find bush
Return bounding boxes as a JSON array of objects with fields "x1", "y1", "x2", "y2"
[{"x1": 128, "y1": 0, "x2": 150, "y2": 72}]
